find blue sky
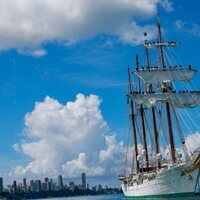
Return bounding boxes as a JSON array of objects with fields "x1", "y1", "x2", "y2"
[{"x1": 0, "y1": 0, "x2": 200, "y2": 186}]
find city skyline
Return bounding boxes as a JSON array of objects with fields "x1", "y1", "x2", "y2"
[
  {"x1": 0, "y1": 172, "x2": 121, "y2": 199},
  {"x1": 0, "y1": 0, "x2": 199, "y2": 187},
  {"x1": 0, "y1": 172, "x2": 113, "y2": 193}
]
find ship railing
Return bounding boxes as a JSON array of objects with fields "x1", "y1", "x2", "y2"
[{"x1": 144, "y1": 41, "x2": 180, "y2": 48}]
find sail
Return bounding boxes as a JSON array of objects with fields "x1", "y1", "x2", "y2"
[
  {"x1": 130, "y1": 91, "x2": 200, "y2": 108},
  {"x1": 134, "y1": 67, "x2": 197, "y2": 83}
]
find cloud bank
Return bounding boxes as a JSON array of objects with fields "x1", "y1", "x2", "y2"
[
  {"x1": 13, "y1": 94, "x2": 123, "y2": 179},
  {"x1": 12, "y1": 93, "x2": 200, "y2": 180},
  {"x1": 0, "y1": 0, "x2": 172, "y2": 54}
]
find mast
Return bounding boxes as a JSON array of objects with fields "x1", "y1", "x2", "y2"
[
  {"x1": 152, "y1": 106, "x2": 160, "y2": 166},
  {"x1": 148, "y1": 85, "x2": 160, "y2": 167},
  {"x1": 140, "y1": 105, "x2": 149, "y2": 169},
  {"x1": 157, "y1": 15, "x2": 176, "y2": 163},
  {"x1": 166, "y1": 101, "x2": 176, "y2": 162},
  {"x1": 157, "y1": 15, "x2": 165, "y2": 68},
  {"x1": 136, "y1": 54, "x2": 149, "y2": 169},
  {"x1": 136, "y1": 55, "x2": 141, "y2": 93},
  {"x1": 144, "y1": 32, "x2": 150, "y2": 68},
  {"x1": 128, "y1": 67, "x2": 139, "y2": 172},
  {"x1": 145, "y1": 33, "x2": 160, "y2": 168}
]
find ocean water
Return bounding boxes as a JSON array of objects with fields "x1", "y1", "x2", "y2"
[{"x1": 37, "y1": 193, "x2": 200, "y2": 200}]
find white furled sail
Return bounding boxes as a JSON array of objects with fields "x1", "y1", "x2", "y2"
[
  {"x1": 130, "y1": 91, "x2": 200, "y2": 108},
  {"x1": 134, "y1": 67, "x2": 197, "y2": 83},
  {"x1": 144, "y1": 41, "x2": 180, "y2": 48}
]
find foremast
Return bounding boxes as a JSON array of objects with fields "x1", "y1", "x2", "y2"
[{"x1": 127, "y1": 67, "x2": 139, "y2": 172}]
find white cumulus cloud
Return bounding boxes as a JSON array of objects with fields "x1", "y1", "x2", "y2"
[
  {"x1": 0, "y1": 0, "x2": 172, "y2": 54},
  {"x1": 99, "y1": 135, "x2": 123, "y2": 163},
  {"x1": 99, "y1": 135, "x2": 124, "y2": 174},
  {"x1": 185, "y1": 132, "x2": 200, "y2": 153},
  {"x1": 13, "y1": 94, "x2": 123, "y2": 179},
  {"x1": 17, "y1": 48, "x2": 48, "y2": 57},
  {"x1": 175, "y1": 20, "x2": 200, "y2": 37},
  {"x1": 12, "y1": 94, "x2": 200, "y2": 180},
  {"x1": 62, "y1": 153, "x2": 105, "y2": 177}
]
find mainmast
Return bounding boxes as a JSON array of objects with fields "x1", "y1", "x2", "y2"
[
  {"x1": 144, "y1": 33, "x2": 160, "y2": 168},
  {"x1": 157, "y1": 16, "x2": 176, "y2": 163},
  {"x1": 128, "y1": 67, "x2": 139, "y2": 172}
]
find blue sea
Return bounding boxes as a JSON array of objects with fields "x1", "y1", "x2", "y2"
[{"x1": 37, "y1": 194, "x2": 200, "y2": 200}]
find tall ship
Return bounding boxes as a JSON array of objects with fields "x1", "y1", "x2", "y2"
[{"x1": 119, "y1": 16, "x2": 200, "y2": 198}]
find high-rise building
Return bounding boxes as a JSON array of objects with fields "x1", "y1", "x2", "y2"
[
  {"x1": 81, "y1": 172, "x2": 86, "y2": 190},
  {"x1": 23, "y1": 178, "x2": 26, "y2": 191},
  {"x1": 58, "y1": 175, "x2": 63, "y2": 190},
  {"x1": 50, "y1": 179, "x2": 54, "y2": 191},
  {"x1": 0, "y1": 177, "x2": 3, "y2": 192},
  {"x1": 17, "y1": 183, "x2": 23, "y2": 192},
  {"x1": 69, "y1": 181, "x2": 74, "y2": 191},
  {"x1": 45, "y1": 177, "x2": 50, "y2": 191},
  {"x1": 52, "y1": 183, "x2": 56, "y2": 191},
  {"x1": 98, "y1": 184, "x2": 102, "y2": 191},
  {"x1": 30, "y1": 180, "x2": 34, "y2": 191},
  {"x1": 13, "y1": 180, "x2": 17, "y2": 192},
  {"x1": 41, "y1": 182, "x2": 46, "y2": 191},
  {"x1": 48, "y1": 181, "x2": 51, "y2": 191},
  {"x1": 34, "y1": 180, "x2": 41, "y2": 192}
]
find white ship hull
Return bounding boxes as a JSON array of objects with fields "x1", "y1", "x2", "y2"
[{"x1": 121, "y1": 164, "x2": 200, "y2": 198}]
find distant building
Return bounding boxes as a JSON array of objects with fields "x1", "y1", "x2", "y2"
[
  {"x1": 0, "y1": 177, "x2": 3, "y2": 192},
  {"x1": 30, "y1": 180, "x2": 34, "y2": 191},
  {"x1": 58, "y1": 175, "x2": 63, "y2": 190},
  {"x1": 69, "y1": 181, "x2": 74, "y2": 191},
  {"x1": 81, "y1": 173, "x2": 86, "y2": 190},
  {"x1": 48, "y1": 181, "x2": 51, "y2": 191},
  {"x1": 98, "y1": 184, "x2": 102, "y2": 191},
  {"x1": 78, "y1": 184, "x2": 82, "y2": 190},
  {"x1": 17, "y1": 183, "x2": 23, "y2": 192},
  {"x1": 23, "y1": 178, "x2": 26, "y2": 191},
  {"x1": 13, "y1": 180, "x2": 17, "y2": 192},
  {"x1": 45, "y1": 177, "x2": 49, "y2": 191},
  {"x1": 34, "y1": 180, "x2": 41, "y2": 192},
  {"x1": 92, "y1": 186, "x2": 97, "y2": 191},
  {"x1": 51, "y1": 182, "x2": 56, "y2": 191},
  {"x1": 41, "y1": 182, "x2": 46, "y2": 191},
  {"x1": 50, "y1": 179, "x2": 54, "y2": 191}
]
